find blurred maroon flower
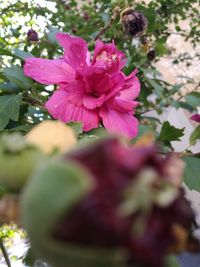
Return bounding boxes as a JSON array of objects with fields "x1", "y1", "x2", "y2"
[
  {"x1": 27, "y1": 29, "x2": 38, "y2": 42},
  {"x1": 53, "y1": 138, "x2": 197, "y2": 267},
  {"x1": 83, "y1": 11, "x2": 90, "y2": 21},
  {"x1": 191, "y1": 113, "x2": 200, "y2": 123}
]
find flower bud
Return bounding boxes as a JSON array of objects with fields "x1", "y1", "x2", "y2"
[
  {"x1": 191, "y1": 113, "x2": 200, "y2": 123},
  {"x1": 121, "y1": 8, "x2": 148, "y2": 37},
  {"x1": 26, "y1": 120, "x2": 77, "y2": 155},
  {"x1": 71, "y1": 26, "x2": 77, "y2": 34},
  {"x1": 27, "y1": 29, "x2": 38, "y2": 42},
  {"x1": 0, "y1": 134, "x2": 43, "y2": 191}
]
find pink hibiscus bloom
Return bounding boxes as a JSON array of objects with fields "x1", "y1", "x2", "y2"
[{"x1": 24, "y1": 33, "x2": 140, "y2": 138}]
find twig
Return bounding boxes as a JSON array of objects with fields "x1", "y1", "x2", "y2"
[
  {"x1": 94, "y1": 7, "x2": 121, "y2": 41},
  {"x1": 22, "y1": 93, "x2": 43, "y2": 107},
  {"x1": 0, "y1": 4, "x2": 15, "y2": 14},
  {"x1": 140, "y1": 108, "x2": 154, "y2": 115},
  {"x1": 176, "y1": 83, "x2": 200, "y2": 101},
  {"x1": 0, "y1": 238, "x2": 11, "y2": 267}
]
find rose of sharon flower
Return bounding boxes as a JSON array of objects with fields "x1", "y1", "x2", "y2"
[
  {"x1": 51, "y1": 138, "x2": 197, "y2": 267},
  {"x1": 24, "y1": 33, "x2": 140, "y2": 138}
]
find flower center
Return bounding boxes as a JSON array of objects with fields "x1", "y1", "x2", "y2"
[
  {"x1": 96, "y1": 51, "x2": 117, "y2": 63},
  {"x1": 87, "y1": 87, "x2": 101, "y2": 98}
]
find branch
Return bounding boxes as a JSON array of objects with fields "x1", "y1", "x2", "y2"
[
  {"x1": 0, "y1": 238, "x2": 11, "y2": 267},
  {"x1": 176, "y1": 83, "x2": 200, "y2": 101},
  {"x1": 0, "y1": 4, "x2": 15, "y2": 14},
  {"x1": 93, "y1": 7, "x2": 121, "y2": 41},
  {"x1": 22, "y1": 93, "x2": 43, "y2": 108}
]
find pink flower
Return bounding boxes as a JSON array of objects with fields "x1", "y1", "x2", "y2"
[{"x1": 24, "y1": 33, "x2": 140, "y2": 138}]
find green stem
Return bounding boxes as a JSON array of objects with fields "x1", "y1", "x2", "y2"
[{"x1": 0, "y1": 238, "x2": 11, "y2": 267}]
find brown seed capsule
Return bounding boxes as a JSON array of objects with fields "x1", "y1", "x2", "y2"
[
  {"x1": 147, "y1": 50, "x2": 156, "y2": 61},
  {"x1": 71, "y1": 26, "x2": 77, "y2": 34},
  {"x1": 121, "y1": 8, "x2": 148, "y2": 37}
]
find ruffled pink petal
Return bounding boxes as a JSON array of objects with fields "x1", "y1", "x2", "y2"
[
  {"x1": 99, "y1": 105, "x2": 138, "y2": 139},
  {"x1": 122, "y1": 69, "x2": 141, "y2": 100},
  {"x1": 45, "y1": 90, "x2": 99, "y2": 131},
  {"x1": 104, "y1": 71, "x2": 125, "y2": 101},
  {"x1": 114, "y1": 99, "x2": 139, "y2": 112},
  {"x1": 83, "y1": 94, "x2": 105, "y2": 110},
  {"x1": 56, "y1": 33, "x2": 90, "y2": 69},
  {"x1": 24, "y1": 58, "x2": 75, "y2": 85},
  {"x1": 62, "y1": 81, "x2": 85, "y2": 107},
  {"x1": 93, "y1": 40, "x2": 105, "y2": 62}
]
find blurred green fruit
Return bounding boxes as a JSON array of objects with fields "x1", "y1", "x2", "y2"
[{"x1": 0, "y1": 133, "x2": 44, "y2": 191}]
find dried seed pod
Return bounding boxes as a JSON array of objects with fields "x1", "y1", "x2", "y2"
[
  {"x1": 121, "y1": 8, "x2": 148, "y2": 37},
  {"x1": 147, "y1": 50, "x2": 156, "y2": 61}
]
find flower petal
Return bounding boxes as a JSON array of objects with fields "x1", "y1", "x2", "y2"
[
  {"x1": 122, "y1": 69, "x2": 141, "y2": 100},
  {"x1": 45, "y1": 90, "x2": 99, "y2": 131},
  {"x1": 104, "y1": 71, "x2": 125, "y2": 101},
  {"x1": 56, "y1": 33, "x2": 90, "y2": 69},
  {"x1": 114, "y1": 98, "x2": 139, "y2": 112},
  {"x1": 100, "y1": 105, "x2": 138, "y2": 138},
  {"x1": 62, "y1": 81, "x2": 85, "y2": 107},
  {"x1": 83, "y1": 94, "x2": 105, "y2": 110},
  {"x1": 24, "y1": 58, "x2": 75, "y2": 85}
]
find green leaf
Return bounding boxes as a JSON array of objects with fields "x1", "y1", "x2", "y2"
[
  {"x1": 101, "y1": 13, "x2": 110, "y2": 24},
  {"x1": 0, "y1": 47, "x2": 19, "y2": 58},
  {"x1": 0, "y1": 94, "x2": 22, "y2": 130},
  {"x1": 159, "y1": 121, "x2": 184, "y2": 142},
  {"x1": 165, "y1": 256, "x2": 180, "y2": 267},
  {"x1": 147, "y1": 79, "x2": 164, "y2": 97},
  {"x1": 155, "y1": 39, "x2": 169, "y2": 56},
  {"x1": 46, "y1": 27, "x2": 59, "y2": 45},
  {"x1": 67, "y1": 122, "x2": 83, "y2": 136},
  {"x1": 79, "y1": 127, "x2": 107, "y2": 143},
  {"x1": 23, "y1": 248, "x2": 36, "y2": 267},
  {"x1": 13, "y1": 49, "x2": 33, "y2": 60},
  {"x1": 183, "y1": 156, "x2": 200, "y2": 191},
  {"x1": 169, "y1": 84, "x2": 184, "y2": 95},
  {"x1": 3, "y1": 65, "x2": 34, "y2": 90},
  {"x1": 0, "y1": 82, "x2": 18, "y2": 93},
  {"x1": 190, "y1": 126, "x2": 200, "y2": 145},
  {"x1": 137, "y1": 124, "x2": 155, "y2": 139},
  {"x1": 185, "y1": 92, "x2": 200, "y2": 108}
]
